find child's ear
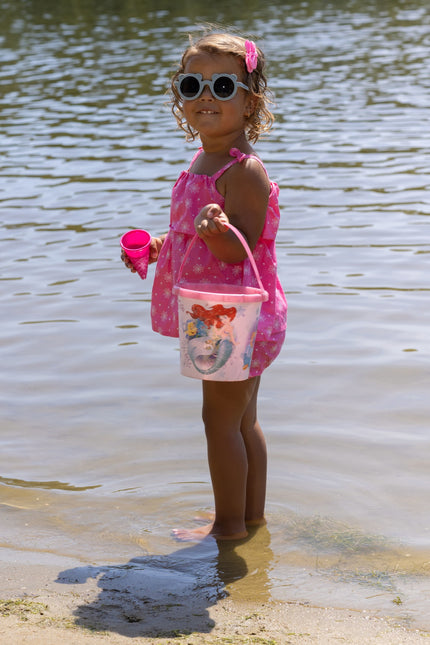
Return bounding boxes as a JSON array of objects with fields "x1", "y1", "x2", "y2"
[{"x1": 245, "y1": 96, "x2": 258, "y2": 118}]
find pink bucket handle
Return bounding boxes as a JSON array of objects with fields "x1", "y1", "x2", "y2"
[{"x1": 176, "y1": 222, "x2": 267, "y2": 297}]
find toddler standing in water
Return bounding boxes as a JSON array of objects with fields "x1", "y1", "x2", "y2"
[{"x1": 122, "y1": 33, "x2": 287, "y2": 541}]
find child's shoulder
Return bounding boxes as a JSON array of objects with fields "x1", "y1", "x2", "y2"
[{"x1": 222, "y1": 148, "x2": 270, "y2": 194}]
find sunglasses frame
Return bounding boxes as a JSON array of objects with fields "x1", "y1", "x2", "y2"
[{"x1": 174, "y1": 73, "x2": 249, "y2": 102}]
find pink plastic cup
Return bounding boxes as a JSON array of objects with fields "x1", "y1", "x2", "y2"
[{"x1": 120, "y1": 229, "x2": 151, "y2": 279}]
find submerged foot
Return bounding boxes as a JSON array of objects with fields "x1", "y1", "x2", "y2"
[
  {"x1": 172, "y1": 522, "x2": 248, "y2": 542},
  {"x1": 194, "y1": 512, "x2": 266, "y2": 528}
]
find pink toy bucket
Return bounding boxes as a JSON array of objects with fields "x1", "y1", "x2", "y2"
[
  {"x1": 120, "y1": 229, "x2": 151, "y2": 279},
  {"x1": 173, "y1": 223, "x2": 268, "y2": 381}
]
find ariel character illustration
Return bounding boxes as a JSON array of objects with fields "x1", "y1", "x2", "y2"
[
  {"x1": 242, "y1": 330, "x2": 257, "y2": 371},
  {"x1": 184, "y1": 304, "x2": 237, "y2": 375}
]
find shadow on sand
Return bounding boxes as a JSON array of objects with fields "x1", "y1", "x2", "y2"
[{"x1": 56, "y1": 525, "x2": 273, "y2": 638}]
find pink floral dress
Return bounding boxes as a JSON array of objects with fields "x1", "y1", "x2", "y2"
[{"x1": 151, "y1": 147, "x2": 287, "y2": 377}]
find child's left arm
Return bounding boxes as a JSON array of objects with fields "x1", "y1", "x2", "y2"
[{"x1": 194, "y1": 158, "x2": 269, "y2": 263}]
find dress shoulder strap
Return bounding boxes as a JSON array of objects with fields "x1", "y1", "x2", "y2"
[{"x1": 212, "y1": 147, "x2": 269, "y2": 181}]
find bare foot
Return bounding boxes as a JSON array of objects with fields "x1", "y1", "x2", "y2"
[
  {"x1": 194, "y1": 512, "x2": 266, "y2": 527},
  {"x1": 172, "y1": 522, "x2": 248, "y2": 542}
]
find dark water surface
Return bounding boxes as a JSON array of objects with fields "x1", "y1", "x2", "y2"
[{"x1": 1, "y1": 0, "x2": 430, "y2": 630}]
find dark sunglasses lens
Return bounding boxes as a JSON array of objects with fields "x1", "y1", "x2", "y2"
[
  {"x1": 213, "y1": 76, "x2": 235, "y2": 98},
  {"x1": 179, "y1": 76, "x2": 201, "y2": 98}
]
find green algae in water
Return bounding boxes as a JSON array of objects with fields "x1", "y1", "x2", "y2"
[{"x1": 285, "y1": 515, "x2": 389, "y2": 555}]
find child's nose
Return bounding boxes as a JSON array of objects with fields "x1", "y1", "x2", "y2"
[{"x1": 200, "y1": 84, "x2": 214, "y2": 99}]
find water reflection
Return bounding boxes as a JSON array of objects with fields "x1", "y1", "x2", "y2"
[{"x1": 0, "y1": 476, "x2": 100, "y2": 492}]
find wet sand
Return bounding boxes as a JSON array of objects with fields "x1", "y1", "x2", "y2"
[{"x1": 1, "y1": 557, "x2": 429, "y2": 645}]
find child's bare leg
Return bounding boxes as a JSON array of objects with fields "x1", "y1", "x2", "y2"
[
  {"x1": 240, "y1": 376, "x2": 267, "y2": 524},
  {"x1": 192, "y1": 376, "x2": 266, "y2": 527},
  {"x1": 173, "y1": 377, "x2": 260, "y2": 541}
]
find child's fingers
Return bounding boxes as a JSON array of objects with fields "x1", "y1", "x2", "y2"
[
  {"x1": 195, "y1": 204, "x2": 230, "y2": 238},
  {"x1": 149, "y1": 236, "x2": 164, "y2": 263},
  {"x1": 206, "y1": 204, "x2": 223, "y2": 219},
  {"x1": 212, "y1": 215, "x2": 229, "y2": 232},
  {"x1": 149, "y1": 238, "x2": 159, "y2": 262},
  {"x1": 197, "y1": 217, "x2": 229, "y2": 237},
  {"x1": 121, "y1": 250, "x2": 136, "y2": 272},
  {"x1": 150, "y1": 241, "x2": 158, "y2": 259},
  {"x1": 197, "y1": 218, "x2": 219, "y2": 236}
]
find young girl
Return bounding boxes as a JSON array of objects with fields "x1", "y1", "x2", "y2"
[{"x1": 122, "y1": 33, "x2": 287, "y2": 541}]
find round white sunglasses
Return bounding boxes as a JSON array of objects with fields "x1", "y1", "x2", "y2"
[{"x1": 174, "y1": 73, "x2": 249, "y2": 101}]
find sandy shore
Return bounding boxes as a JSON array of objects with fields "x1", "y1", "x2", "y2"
[{"x1": 1, "y1": 557, "x2": 429, "y2": 645}]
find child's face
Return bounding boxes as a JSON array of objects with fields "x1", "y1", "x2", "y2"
[{"x1": 181, "y1": 52, "x2": 253, "y2": 143}]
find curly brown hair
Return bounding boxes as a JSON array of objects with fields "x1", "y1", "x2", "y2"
[{"x1": 170, "y1": 33, "x2": 274, "y2": 143}]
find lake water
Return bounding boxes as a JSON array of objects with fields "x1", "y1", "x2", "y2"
[{"x1": 1, "y1": 0, "x2": 430, "y2": 632}]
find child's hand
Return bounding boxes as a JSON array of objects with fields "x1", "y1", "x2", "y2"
[
  {"x1": 149, "y1": 236, "x2": 164, "y2": 264},
  {"x1": 121, "y1": 249, "x2": 136, "y2": 272},
  {"x1": 120, "y1": 235, "x2": 165, "y2": 273},
  {"x1": 195, "y1": 204, "x2": 229, "y2": 238}
]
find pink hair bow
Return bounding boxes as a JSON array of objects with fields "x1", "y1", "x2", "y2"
[{"x1": 245, "y1": 40, "x2": 258, "y2": 73}]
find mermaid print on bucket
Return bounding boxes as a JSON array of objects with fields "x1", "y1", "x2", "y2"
[
  {"x1": 177, "y1": 295, "x2": 262, "y2": 380},
  {"x1": 185, "y1": 304, "x2": 236, "y2": 375}
]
